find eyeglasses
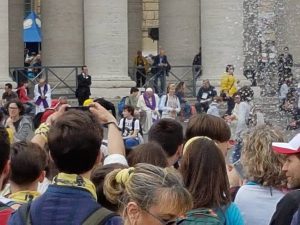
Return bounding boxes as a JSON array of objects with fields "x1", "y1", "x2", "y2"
[
  {"x1": 8, "y1": 107, "x2": 18, "y2": 110},
  {"x1": 144, "y1": 209, "x2": 178, "y2": 225}
]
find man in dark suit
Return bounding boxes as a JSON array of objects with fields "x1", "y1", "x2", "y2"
[
  {"x1": 151, "y1": 49, "x2": 171, "y2": 95},
  {"x1": 76, "y1": 65, "x2": 92, "y2": 106}
]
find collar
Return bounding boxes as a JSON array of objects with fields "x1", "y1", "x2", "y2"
[
  {"x1": 52, "y1": 173, "x2": 97, "y2": 200},
  {"x1": 9, "y1": 191, "x2": 40, "y2": 204}
]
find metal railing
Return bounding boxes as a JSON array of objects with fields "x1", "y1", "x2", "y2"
[
  {"x1": 129, "y1": 65, "x2": 201, "y2": 97},
  {"x1": 9, "y1": 66, "x2": 82, "y2": 97}
]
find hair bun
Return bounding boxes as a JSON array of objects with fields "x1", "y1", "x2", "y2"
[{"x1": 115, "y1": 168, "x2": 135, "y2": 185}]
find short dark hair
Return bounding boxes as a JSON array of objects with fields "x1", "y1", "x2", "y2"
[
  {"x1": 82, "y1": 65, "x2": 87, "y2": 70},
  {"x1": 185, "y1": 114, "x2": 231, "y2": 142},
  {"x1": 0, "y1": 127, "x2": 10, "y2": 175},
  {"x1": 130, "y1": 87, "x2": 139, "y2": 94},
  {"x1": 127, "y1": 142, "x2": 169, "y2": 167},
  {"x1": 123, "y1": 105, "x2": 134, "y2": 116},
  {"x1": 48, "y1": 110, "x2": 103, "y2": 174},
  {"x1": 6, "y1": 100, "x2": 25, "y2": 116},
  {"x1": 226, "y1": 64, "x2": 234, "y2": 72},
  {"x1": 10, "y1": 141, "x2": 47, "y2": 186},
  {"x1": 91, "y1": 163, "x2": 128, "y2": 212},
  {"x1": 5, "y1": 83, "x2": 12, "y2": 89},
  {"x1": 148, "y1": 119, "x2": 183, "y2": 157}
]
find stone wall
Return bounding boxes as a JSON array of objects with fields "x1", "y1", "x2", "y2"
[{"x1": 142, "y1": 0, "x2": 159, "y2": 54}]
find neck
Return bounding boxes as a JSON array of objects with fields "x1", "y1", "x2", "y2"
[
  {"x1": 167, "y1": 156, "x2": 177, "y2": 167},
  {"x1": 10, "y1": 181, "x2": 38, "y2": 193},
  {"x1": 126, "y1": 115, "x2": 133, "y2": 120},
  {"x1": 11, "y1": 115, "x2": 20, "y2": 122},
  {"x1": 79, "y1": 171, "x2": 91, "y2": 180}
]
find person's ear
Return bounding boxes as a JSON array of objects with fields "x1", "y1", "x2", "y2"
[
  {"x1": 176, "y1": 144, "x2": 184, "y2": 158},
  {"x1": 125, "y1": 202, "x2": 141, "y2": 224},
  {"x1": 38, "y1": 170, "x2": 46, "y2": 183}
]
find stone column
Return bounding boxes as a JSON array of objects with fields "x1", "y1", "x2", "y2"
[
  {"x1": 0, "y1": 0, "x2": 9, "y2": 85},
  {"x1": 84, "y1": 0, "x2": 135, "y2": 98},
  {"x1": 41, "y1": 0, "x2": 84, "y2": 96},
  {"x1": 201, "y1": 0, "x2": 245, "y2": 86},
  {"x1": 128, "y1": 0, "x2": 143, "y2": 68},
  {"x1": 9, "y1": 0, "x2": 24, "y2": 68},
  {"x1": 159, "y1": 0, "x2": 200, "y2": 67},
  {"x1": 42, "y1": 0, "x2": 84, "y2": 66}
]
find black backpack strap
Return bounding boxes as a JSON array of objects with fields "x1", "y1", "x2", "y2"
[
  {"x1": 132, "y1": 118, "x2": 136, "y2": 133},
  {"x1": 83, "y1": 207, "x2": 118, "y2": 225},
  {"x1": 122, "y1": 118, "x2": 126, "y2": 134},
  {"x1": 18, "y1": 202, "x2": 32, "y2": 225}
]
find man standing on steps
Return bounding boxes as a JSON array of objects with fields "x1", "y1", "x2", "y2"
[{"x1": 76, "y1": 65, "x2": 91, "y2": 106}]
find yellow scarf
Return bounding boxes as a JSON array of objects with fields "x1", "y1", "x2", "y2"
[
  {"x1": 9, "y1": 191, "x2": 40, "y2": 204},
  {"x1": 52, "y1": 173, "x2": 97, "y2": 200}
]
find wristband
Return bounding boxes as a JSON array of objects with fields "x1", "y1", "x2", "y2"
[{"x1": 103, "y1": 121, "x2": 121, "y2": 130}]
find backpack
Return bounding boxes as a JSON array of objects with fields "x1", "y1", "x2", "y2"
[
  {"x1": 122, "y1": 118, "x2": 143, "y2": 137},
  {"x1": 18, "y1": 202, "x2": 117, "y2": 225},
  {"x1": 0, "y1": 201, "x2": 14, "y2": 222},
  {"x1": 178, "y1": 208, "x2": 222, "y2": 225},
  {"x1": 118, "y1": 96, "x2": 128, "y2": 117}
]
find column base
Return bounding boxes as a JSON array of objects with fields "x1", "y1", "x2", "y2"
[{"x1": 91, "y1": 77, "x2": 136, "y2": 98}]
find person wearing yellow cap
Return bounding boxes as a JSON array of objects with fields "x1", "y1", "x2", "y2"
[{"x1": 83, "y1": 98, "x2": 94, "y2": 106}]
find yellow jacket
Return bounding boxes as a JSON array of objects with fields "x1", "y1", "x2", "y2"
[
  {"x1": 134, "y1": 56, "x2": 149, "y2": 72},
  {"x1": 220, "y1": 73, "x2": 237, "y2": 97}
]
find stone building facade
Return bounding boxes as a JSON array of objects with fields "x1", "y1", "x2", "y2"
[{"x1": 0, "y1": 0, "x2": 299, "y2": 97}]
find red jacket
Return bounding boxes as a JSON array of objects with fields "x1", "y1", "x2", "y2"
[{"x1": 18, "y1": 86, "x2": 31, "y2": 103}]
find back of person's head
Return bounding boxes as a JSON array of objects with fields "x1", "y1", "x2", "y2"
[
  {"x1": 186, "y1": 114, "x2": 231, "y2": 142},
  {"x1": 213, "y1": 96, "x2": 223, "y2": 103},
  {"x1": 91, "y1": 163, "x2": 128, "y2": 212},
  {"x1": 104, "y1": 163, "x2": 192, "y2": 217},
  {"x1": 10, "y1": 141, "x2": 47, "y2": 186},
  {"x1": 241, "y1": 125, "x2": 286, "y2": 187},
  {"x1": 127, "y1": 142, "x2": 169, "y2": 167},
  {"x1": 0, "y1": 127, "x2": 10, "y2": 175},
  {"x1": 48, "y1": 110, "x2": 103, "y2": 174},
  {"x1": 148, "y1": 119, "x2": 183, "y2": 158},
  {"x1": 180, "y1": 137, "x2": 230, "y2": 208},
  {"x1": 130, "y1": 87, "x2": 139, "y2": 94},
  {"x1": 175, "y1": 81, "x2": 185, "y2": 93},
  {"x1": 238, "y1": 86, "x2": 254, "y2": 102}
]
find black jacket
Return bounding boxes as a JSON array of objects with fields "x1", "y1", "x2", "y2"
[{"x1": 76, "y1": 73, "x2": 91, "y2": 97}]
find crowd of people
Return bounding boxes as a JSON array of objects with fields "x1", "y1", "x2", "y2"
[
  {"x1": 0, "y1": 54, "x2": 299, "y2": 225},
  {"x1": 0, "y1": 96, "x2": 299, "y2": 225}
]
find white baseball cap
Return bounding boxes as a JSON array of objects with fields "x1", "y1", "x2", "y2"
[{"x1": 272, "y1": 133, "x2": 300, "y2": 154}]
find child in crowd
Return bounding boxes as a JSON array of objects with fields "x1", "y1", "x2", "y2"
[{"x1": 119, "y1": 105, "x2": 143, "y2": 150}]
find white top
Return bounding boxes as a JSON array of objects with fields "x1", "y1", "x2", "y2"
[
  {"x1": 119, "y1": 118, "x2": 140, "y2": 137},
  {"x1": 103, "y1": 154, "x2": 128, "y2": 166},
  {"x1": 234, "y1": 184, "x2": 285, "y2": 225},
  {"x1": 136, "y1": 94, "x2": 160, "y2": 112},
  {"x1": 159, "y1": 94, "x2": 181, "y2": 119}
]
